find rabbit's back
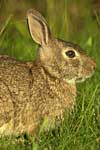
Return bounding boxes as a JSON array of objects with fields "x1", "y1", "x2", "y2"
[{"x1": 0, "y1": 55, "x2": 32, "y2": 91}]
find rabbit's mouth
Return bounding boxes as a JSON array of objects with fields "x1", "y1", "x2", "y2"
[
  {"x1": 76, "y1": 72, "x2": 94, "y2": 83},
  {"x1": 75, "y1": 77, "x2": 85, "y2": 83}
]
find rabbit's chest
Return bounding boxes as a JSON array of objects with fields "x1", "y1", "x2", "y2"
[
  {"x1": 32, "y1": 79, "x2": 76, "y2": 120},
  {"x1": 33, "y1": 81, "x2": 77, "y2": 130},
  {"x1": 44, "y1": 82, "x2": 76, "y2": 114}
]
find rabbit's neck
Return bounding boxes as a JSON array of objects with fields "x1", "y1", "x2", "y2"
[
  {"x1": 45, "y1": 75, "x2": 76, "y2": 109},
  {"x1": 31, "y1": 61, "x2": 76, "y2": 111}
]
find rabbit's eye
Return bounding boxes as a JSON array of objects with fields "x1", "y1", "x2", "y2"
[{"x1": 65, "y1": 50, "x2": 75, "y2": 58}]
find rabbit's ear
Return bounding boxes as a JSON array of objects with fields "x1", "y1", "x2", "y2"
[{"x1": 27, "y1": 9, "x2": 51, "y2": 46}]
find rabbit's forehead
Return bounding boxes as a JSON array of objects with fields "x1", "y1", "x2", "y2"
[
  {"x1": 55, "y1": 38, "x2": 86, "y2": 55},
  {"x1": 62, "y1": 43, "x2": 85, "y2": 55}
]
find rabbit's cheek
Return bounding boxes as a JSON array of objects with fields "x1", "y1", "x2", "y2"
[
  {"x1": 68, "y1": 59, "x2": 80, "y2": 77},
  {"x1": 64, "y1": 67, "x2": 79, "y2": 81},
  {"x1": 69, "y1": 59, "x2": 80, "y2": 68}
]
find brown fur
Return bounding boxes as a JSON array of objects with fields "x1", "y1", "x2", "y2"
[{"x1": 0, "y1": 9, "x2": 96, "y2": 136}]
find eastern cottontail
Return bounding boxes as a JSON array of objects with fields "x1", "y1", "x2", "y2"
[{"x1": 0, "y1": 9, "x2": 96, "y2": 136}]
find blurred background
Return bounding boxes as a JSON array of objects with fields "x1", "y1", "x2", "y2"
[{"x1": 0, "y1": 0, "x2": 100, "y2": 61}]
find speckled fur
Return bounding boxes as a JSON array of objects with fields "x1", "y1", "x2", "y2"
[{"x1": 0, "y1": 9, "x2": 96, "y2": 136}]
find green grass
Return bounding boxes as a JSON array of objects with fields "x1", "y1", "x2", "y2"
[{"x1": 0, "y1": 1, "x2": 100, "y2": 149}]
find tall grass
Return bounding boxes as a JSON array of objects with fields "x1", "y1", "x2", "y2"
[{"x1": 0, "y1": 0, "x2": 100, "y2": 149}]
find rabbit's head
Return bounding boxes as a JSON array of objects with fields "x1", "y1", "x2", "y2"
[{"x1": 27, "y1": 9, "x2": 96, "y2": 84}]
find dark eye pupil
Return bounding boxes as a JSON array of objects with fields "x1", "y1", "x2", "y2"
[{"x1": 65, "y1": 50, "x2": 75, "y2": 58}]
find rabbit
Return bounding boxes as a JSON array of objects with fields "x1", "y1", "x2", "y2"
[{"x1": 0, "y1": 9, "x2": 96, "y2": 137}]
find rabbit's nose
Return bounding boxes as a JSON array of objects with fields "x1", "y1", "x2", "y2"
[{"x1": 92, "y1": 65, "x2": 96, "y2": 70}]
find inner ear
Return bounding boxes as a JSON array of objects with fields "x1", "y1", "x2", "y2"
[{"x1": 27, "y1": 9, "x2": 52, "y2": 46}]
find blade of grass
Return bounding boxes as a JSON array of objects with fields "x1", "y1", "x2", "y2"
[
  {"x1": 75, "y1": 84, "x2": 99, "y2": 134},
  {"x1": 94, "y1": 10, "x2": 100, "y2": 29},
  {"x1": 0, "y1": 14, "x2": 13, "y2": 37}
]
